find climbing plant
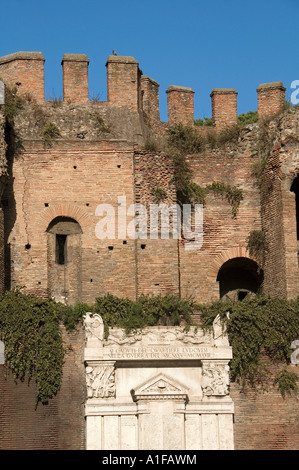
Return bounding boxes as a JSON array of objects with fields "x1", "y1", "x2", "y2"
[
  {"x1": 42, "y1": 121, "x2": 61, "y2": 147},
  {"x1": 3, "y1": 85, "x2": 24, "y2": 125},
  {"x1": 1, "y1": 289, "x2": 298, "y2": 403},
  {"x1": 246, "y1": 230, "x2": 266, "y2": 267},
  {"x1": 0, "y1": 290, "x2": 197, "y2": 404},
  {"x1": 199, "y1": 295, "x2": 299, "y2": 395},
  {"x1": 171, "y1": 152, "x2": 243, "y2": 216},
  {"x1": 0, "y1": 290, "x2": 65, "y2": 405}
]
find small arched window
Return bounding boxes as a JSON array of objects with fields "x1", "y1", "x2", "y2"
[{"x1": 47, "y1": 216, "x2": 82, "y2": 265}]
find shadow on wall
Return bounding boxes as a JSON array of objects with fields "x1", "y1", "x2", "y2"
[{"x1": 3, "y1": 120, "x2": 18, "y2": 291}]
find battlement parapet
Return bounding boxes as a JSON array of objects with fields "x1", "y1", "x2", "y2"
[
  {"x1": 61, "y1": 53, "x2": 89, "y2": 104},
  {"x1": 210, "y1": 88, "x2": 238, "y2": 130},
  {"x1": 0, "y1": 51, "x2": 287, "y2": 130},
  {"x1": 0, "y1": 51, "x2": 45, "y2": 103},
  {"x1": 166, "y1": 85, "x2": 195, "y2": 126},
  {"x1": 256, "y1": 81, "x2": 286, "y2": 119}
]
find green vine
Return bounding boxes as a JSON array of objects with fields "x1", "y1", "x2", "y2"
[
  {"x1": 171, "y1": 152, "x2": 243, "y2": 216},
  {"x1": 274, "y1": 369, "x2": 298, "y2": 398},
  {"x1": 2, "y1": 289, "x2": 298, "y2": 403},
  {"x1": 0, "y1": 290, "x2": 64, "y2": 405},
  {"x1": 199, "y1": 295, "x2": 299, "y2": 396},
  {"x1": 151, "y1": 187, "x2": 168, "y2": 204},
  {"x1": 167, "y1": 122, "x2": 242, "y2": 154},
  {"x1": 0, "y1": 291, "x2": 196, "y2": 404},
  {"x1": 3, "y1": 85, "x2": 24, "y2": 125},
  {"x1": 247, "y1": 230, "x2": 265, "y2": 267},
  {"x1": 42, "y1": 121, "x2": 61, "y2": 148}
]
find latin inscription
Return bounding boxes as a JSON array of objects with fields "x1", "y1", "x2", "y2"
[{"x1": 103, "y1": 346, "x2": 212, "y2": 360}]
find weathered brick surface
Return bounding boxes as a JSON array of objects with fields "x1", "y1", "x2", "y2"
[
  {"x1": 210, "y1": 88, "x2": 238, "y2": 130},
  {"x1": 61, "y1": 54, "x2": 89, "y2": 104},
  {"x1": 166, "y1": 86, "x2": 194, "y2": 126},
  {"x1": 0, "y1": 326, "x2": 86, "y2": 450},
  {"x1": 5, "y1": 140, "x2": 137, "y2": 303},
  {"x1": 0, "y1": 52, "x2": 45, "y2": 103},
  {"x1": 106, "y1": 56, "x2": 142, "y2": 112},
  {"x1": 0, "y1": 51, "x2": 298, "y2": 450},
  {"x1": 261, "y1": 143, "x2": 288, "y2": 298},
  {"x1": 231, "y1": 364, "x2": 299, "y2": 450},
  {"x1": 257, "y1": 82, "x2": 286, "y2": 120},
  {"x1": 141, "y1": 76, "x2": 160, "y2": 127}
]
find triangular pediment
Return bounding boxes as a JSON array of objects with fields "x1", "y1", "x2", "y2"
[{"x1": 131, "y1": 373, "x2": 188, "y2": 402}]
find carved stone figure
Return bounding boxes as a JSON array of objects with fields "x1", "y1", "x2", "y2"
[
  {"x1": 104, "y1": 326, "x2": 212, "y2": 346},
  {"x1": 83, "y1": 312, "x2": 104, "y2": 343},
  {"x1": 86, "y1": 364, "x2": 115, "y2": 398},
  {"x1": 201, "y1": 362, "x2": 230, "y2": 396},
  {"x1": 145, "y1": 379, "x2": 180, "y2": 394},
  {"x1": 213, "y1": 314, "x2": 229, "y2": 346}
]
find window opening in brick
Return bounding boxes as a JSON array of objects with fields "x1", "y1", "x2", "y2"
[
  {"x1": 56, "y1": 234, "x2": 67, "y2": 265},
  {"x1": 217, "y1": 257, "x2": 263, "y2": 299},
  {"x1": 238, "y1": 290, "x2": 248, "y2": 301}
]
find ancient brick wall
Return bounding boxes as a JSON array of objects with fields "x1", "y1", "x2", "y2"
[
  {"x1": 166, "y1": 86, "x2": 194, "y2": 126},
  {"x1": 260, "y1": 143, "x2": 288, "y2": 298},
  {"x1": 0, "y1": 326, "x2": 86, "y2": 450},
  {"x1": 4, "y1": 139, "x2": 137, "y2": 303},
  {"x1": 179, "y1": 145, "x2": 262, "y2": 303},
  {"x1": 133, "y1": 151, "x2": 179, "y2": 297},
  {"x1": 257, "y1": 82, "x2": 286, "y2": 120},
  {"x1": 61, "y1": 54, "x2": 89, "y2": 104},
  {"x1": 210, "y1": 89, "x2": 238, "y2": 130},
  {"x1": 0, "y1": 107, "x2": 7, "y2": 294},
  {"x1": 231, "y1": 364, "x2": 299, "y2": 450},
  {"x1": 0, "y1": 52, "x2": 45, "y2": 103}
]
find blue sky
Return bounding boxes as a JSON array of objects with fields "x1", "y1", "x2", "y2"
[{"x1": 0, "y1": 0, "x2": 298, "y2": 122}]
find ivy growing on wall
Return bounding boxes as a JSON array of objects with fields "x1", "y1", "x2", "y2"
[
  {"x1": 0, "y1": 290, "x2": 298, "y2": 404},
  {"x1": 171, "y1": 152, "x2": 243, "y2": 216},
  {"x1": 199, "y1": 295, "x2": 299, "y2": 396},
  {"x1": 2, "y1": 85, "x2": 24, "y2": 126},
  {"x1": 250, "y1": 103, "x2": 291, "y2": 187},
  {"x1": 0, "y1": 290, "x2": 65, "y2": 405},
  {"x1": 246, "y1": 230, "x2": 266, "y2": 267},
  {"x1": 0, "y1": 290, "x2": 197, "y2": 404},
  {"x1": 42, "y1": 121, "x2": 61, "y2": 148}
]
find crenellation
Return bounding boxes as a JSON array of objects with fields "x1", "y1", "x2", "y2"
[
  {"x1": 61, "y1": 53, "x2": 89, "y2": 104},
  {"x1": 0, "y1": 51, "x2": 288, "y2": 130},
  {"x1": 106, "y1": 54, "x2": 142, "y2": 112},
  {"x1": 257, "y1": 81, "x2": 286, "y2": 119},
  {"x1": 141, "y1": 75, "x2": 160, "y2": 126},
  {"x1": 210, "y1": 88, "x2": 238, "y2": 130},
  {"x1": 0, "y1": 51, "x2": 45, "y2": 103},
  {"x1": 166, "y1": 85, "x2": 195, "y2": 126}
]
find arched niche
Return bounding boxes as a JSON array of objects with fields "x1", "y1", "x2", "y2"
[
  {"x1": 46, "y1": 216, "x2": 82, "y2": 305},
  {"x1": 216, "y1": 257, "x2": 263, "y2": 300}
]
